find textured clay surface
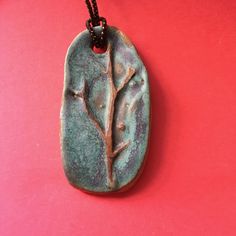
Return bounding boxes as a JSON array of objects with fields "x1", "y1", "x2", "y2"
[{"x1": 61, "y1": 26, "x2": 150, "y2": 193}]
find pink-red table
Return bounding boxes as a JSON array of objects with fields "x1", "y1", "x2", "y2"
[{"x1": 1, "y1": 0, "x2": 236, "y2": 235}]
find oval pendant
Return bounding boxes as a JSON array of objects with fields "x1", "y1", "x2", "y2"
[{"x1": 61, "y1": 26, "x2": 150, "y2": 193}]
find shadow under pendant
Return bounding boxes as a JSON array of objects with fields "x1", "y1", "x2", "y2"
[{"x1": 61, "y1": 26, "x2": 150, "y2": 194}]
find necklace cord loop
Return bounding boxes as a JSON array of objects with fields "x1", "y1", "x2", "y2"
[{"x1": 85, "y1": 0, "x2": 107, "y2": 48}]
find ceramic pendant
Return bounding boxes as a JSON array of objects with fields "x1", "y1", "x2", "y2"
[{"x1": 61, "y1": 26, "x2": 150, "y2": 193}]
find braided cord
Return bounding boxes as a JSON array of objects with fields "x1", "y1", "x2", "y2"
[{"x1": 85, "y1": 0, "x2": 107, "y2": 48}]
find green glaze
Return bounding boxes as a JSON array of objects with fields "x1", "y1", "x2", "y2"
[{"x1": 61, "y1": 26, "x2": 150, "y2": 193}]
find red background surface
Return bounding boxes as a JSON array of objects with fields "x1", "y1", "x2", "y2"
[{"x1": 1, "y1": 0, "x2": 236, "y2": 235}]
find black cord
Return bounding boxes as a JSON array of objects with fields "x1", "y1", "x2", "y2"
[
  {"x1": 85, "y1": 0, "x2": 107, "y2": 48},
  {"x1": 85, "y1": 0, "x2": 99, "y2": 26}
]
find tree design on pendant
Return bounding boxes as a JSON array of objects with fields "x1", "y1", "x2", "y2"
[{"x1": 71, "y1": 45, "x2": 135, "y2": 189}]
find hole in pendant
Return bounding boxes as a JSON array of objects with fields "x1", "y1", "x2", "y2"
[{"x1": 92, "y1": 45, "x2": 107, "y2": 54}]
